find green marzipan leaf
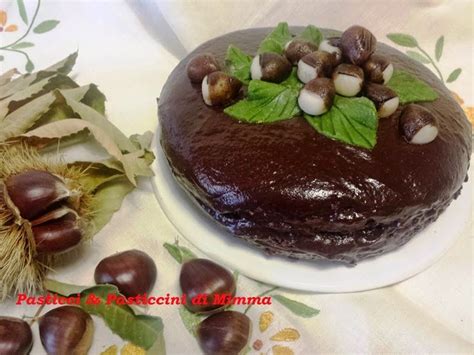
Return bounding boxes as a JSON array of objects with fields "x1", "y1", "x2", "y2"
[
  {"x1": 11, "y1": 42, "x2": 34, "y2": 49},
  {"x1": 33, "y1": 20, "x2": 60, "y2": 34},
  {"x1": 297, "y1": 25, "x2": 323, "y2": 46},
  {"x1": 163, "y1": 242, "x2": 196, "y2": 264},
  {"x1": 224, "y1": 70, "x2": 301, "y2": 123},
  {"x1": 179, "y1": 306, "x2": 203, "y2": 336},
  {"x1": 225, "y1": 45, "x2": 252, "y2": 84},
  {"x1": 386, "y1": 33, "x2": 418, "y2": 48},
  {"x1": 435, "y1": 36, "x2": 444, "y2": 62},
  {"x1": 446, "y1": 68, "x2": 462, "y2": 83},
  {"x1": 258, "y1": 22, "x2": 293, "y2": 54},
  {"x1": 386, "y1": 70, "x2": 438, "y2": 104},
  {"x1": 406, "y1": 50, "x2": 430, "y2": 64},
  {"x1": 273, "y1": 294, "x2": 320, "y2": 318},
  {"x1": 305, "y1": 96, "x2": 378, "y2": 149},
  {"x1": 17, "y1": 0, "x2": 28, "y2": 25},
  {"x1": 45, "y1": 280, "x2": 164, "y2": 352}
]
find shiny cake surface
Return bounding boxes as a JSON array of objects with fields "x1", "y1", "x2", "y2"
[{"x1": 158, "y1": 28, "x2": 471, "y2": 263}]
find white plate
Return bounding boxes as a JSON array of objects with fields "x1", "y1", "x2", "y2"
[{"x1": 151, "y1": 136, "x2": 471, "y2": 293}]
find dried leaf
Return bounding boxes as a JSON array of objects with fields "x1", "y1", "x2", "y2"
[
  {"x1": 0, "y1": 74, "x2": 78, "y2": 118},
  {"x1": 0, "y1": 91, "x2": 63, "y2": 142},
  {"x1": 0, "y1": 52, "x2": 77, "y2": 100},
  {"x1": 71, "y1": 161, "x2": 124, "y2": 191},
  {"x1": 61, "y1": 84, "x2": 106, "y2": 114},
  {"x1": 86, "y1": 177, "x2": 134, "y2": 237},
  {"x1": 23, "y1": 118, "x2": 141, "y2": 184},
  {"x1": 259, "y1": 311, "x2": 274, "y2": 332},
  {"x1": 270, "y1": 328, "x2": 300, "y2": 342},
  {"x1": 272, "y1": 345, "x2": 294, "y2": 355},
  {"x1": 0, "y1": 69, "x2": 19, "y2": 86},
  {"x1": 62, "y1": 97, "x2": 136, "y2": 153},
  {"x1": 179, "y1": 305, "x2": 203, "y2": 336}
]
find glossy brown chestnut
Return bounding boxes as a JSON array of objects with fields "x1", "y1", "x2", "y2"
[
  {"x1": 197, "y1": 311, "x2": 250, "y2": 355},
  {"x1": 340, "y1": 25, "x2": 376, "y2": 65},
  {"x1": 39, "y1": 306, "x2": 93, "y2": 355},
  {"x1": 284, "y1": 39, "x2": 318, "y2": 65},
  {"x1": 32, "y1": 211, "x2": 82, "y2": 254},
  {"x1": 94, "y1": 249, "x2": 157, "y2": 297},
  {"x1": 0, "y1": 317, "x2": 33, "y2": 355},
  {"x1": 5, "y1": 170, "x2": 70, "y2": 220},
  {"x1": 187, "y1": 53, "x2": 221, "y2": 84},
  {"x1": 180, "y1": 258, "x2": 236, "y2": 313}
]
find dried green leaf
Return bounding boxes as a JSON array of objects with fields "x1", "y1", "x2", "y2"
[
  {"x1": 163, "y1": 242, "x2": 196, "y2": 264},
  {"x1": 22, "y1": 118, "x2": 139, "y2": 184},
  {"x1": 70, "y1": 161, "x2": 125, "y2": 191},
  {"x1": 0, "y1": 90, "x2": 63, "y2": 142},
  {"x1": 86, "y1": 177, "x2": 134, "y2": 237},
  {"x1": 179, "y1": 306, "x2": 202, "y2": 336},
  {"x1": 62, "y1": 97, "x2": 136, "y2": 153},
  {"x1": 0, "y1": 52, "x2": 77, "y2": 100},
  {"x1": 61, "y1": 84, "x2": 106, "y2": 114},
  {"x1": 0, "y1": 69, "x2": 19, "y2": 86},
  {"x1": 0, "y1": 74, "x2": 78, "y2": 118},
  {"x1": 130, "y1": 131, "x2": 154, "y2": 150}
]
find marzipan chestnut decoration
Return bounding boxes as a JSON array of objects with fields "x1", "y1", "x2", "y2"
[{"x1": 0, "y1": 144, "x2": 96, "y2": 300}]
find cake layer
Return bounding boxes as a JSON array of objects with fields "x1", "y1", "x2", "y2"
[{"x1": 159, "y1": 27, "x2": 471, "y2": 263}]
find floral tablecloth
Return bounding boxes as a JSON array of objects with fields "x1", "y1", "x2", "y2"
[{"x1": 0, "y1": 0, "x2": 472, "y2": 354}]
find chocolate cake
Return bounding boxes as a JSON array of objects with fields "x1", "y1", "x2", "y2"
[{"x1": 158, "y1": 25, "x2": 471, "y2": 264}]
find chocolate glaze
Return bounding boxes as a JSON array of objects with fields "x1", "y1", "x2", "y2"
[{"x1": 159, "y1": 28, "x2": 471, "y2": 264}]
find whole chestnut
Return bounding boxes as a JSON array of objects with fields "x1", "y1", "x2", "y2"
[
  {"x1": 39, "y1": 306, "x2": 93, "y2": 355},
  {"x1": 180, "y1": 258, "x2": 236, "y2": 313},
  {"x1": 187, "y1": 53, "x2": 220, "y2": 83},
  {"x1": 4, "y1": 170, "x2": 71, "y2": 221},
  {"x1": 94, "y1": 249, "x2": 157, "y2": 297},
  {"x1": 32, "y1": 210, "x2": 83, "y2": 254},
  {"x1": 0, "y1": 317, "x2": 33, "y2": 355},
  {"x1": 197, "y1": 311, "x2": 250, "y2": 355}
]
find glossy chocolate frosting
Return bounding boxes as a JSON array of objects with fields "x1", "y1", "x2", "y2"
[{"x1": 159, "y1": 28, "x2": 471, "y2": 264}]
